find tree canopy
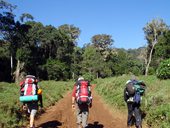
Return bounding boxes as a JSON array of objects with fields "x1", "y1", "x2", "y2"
[{"x1": 1, "y1": 1, "x2": 170, "y2": 81}]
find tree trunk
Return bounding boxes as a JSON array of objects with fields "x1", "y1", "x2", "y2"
[
  {"x1": 10, "y1": 54, "x2": 13, "y2": 81},
  {"x1": 97, "y1": 72, "x2": 99, "y2": 79},
  {"x1": 145, "y1": 43, "x2": 156, "y2": 76},
  {"x1": 15, "y1": 60, "x2": 25, "y2": 84},
  {"x1": 72, "y1": 72, "x2": 75, "y2": 80}
]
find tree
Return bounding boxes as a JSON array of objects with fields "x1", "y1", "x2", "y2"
[
  {"x1": 0, "y1": 0, "x2": 16, "y2": 11},
  {"x1": 58, "y1": 24, "x2": 81, "y2": 45},
  {"x1": 71, "y1": 46, "x2": 83, "y2": 79},
  {"x1": 0, "y1": 39, "x2": 11, "y2": 81},
  {"x1": 0, "y1": 1, "x2": 19, "y2": 81},
  {"x1": 143, "y1": 18, "x2": 168, "y2": 76},
  {"x1": 81, "y1": 45, "x2": 105, "y2": 79},
  {"x1": 0, "y1": 1, "x2": 35, "y2": 82},
  {"x1": 58, "y1": 24, "x2": 81, "y2": 78},
  {"x1": 20, "y1": 13, "x2": 34, "y2": 23},
  {"x1": 154, "y1": 30, "x2": 170, "y2": 60},
  {"x1": 91, "y1": 34, "x2": 113, "y2": 61}
]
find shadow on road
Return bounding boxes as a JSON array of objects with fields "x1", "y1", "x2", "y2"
[
  {"x1": 88, "y1": 121, "x2": 104, "y2": 128},
  {"x1": 37, "y1": 120, "x2": 62, "y2": 128}
]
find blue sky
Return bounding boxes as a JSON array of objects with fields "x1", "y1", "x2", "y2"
[{"x1": 8, "y1": 0, "x2": 170, "y2": 49}]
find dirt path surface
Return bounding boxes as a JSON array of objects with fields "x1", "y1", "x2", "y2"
[{"x1": 35, "y1": 88, "x2": 130, "y2": 128}]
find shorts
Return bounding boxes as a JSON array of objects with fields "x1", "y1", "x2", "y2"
[{"x1": 27, "y1": 102, "x2": 38, "y2": 116}]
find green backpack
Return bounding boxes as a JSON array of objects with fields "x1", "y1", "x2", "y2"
[
  {"x1": 133, "y1": 81, "x2": 146, "y2": 95},
  {"x1": 126, "y1": 80, "x2": 146, "y2": 96}
]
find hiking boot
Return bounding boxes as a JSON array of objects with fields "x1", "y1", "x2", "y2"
[
  {"x1": 127, "y1": 125, "x2": 132, "y2": 128},
  {"x1": 136, "y1": 125, "x2": 142, "y2": 128}
]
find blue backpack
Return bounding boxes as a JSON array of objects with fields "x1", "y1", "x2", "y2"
[{"x1": 133, "y1": 92, "x2": 141, "y2": 104}]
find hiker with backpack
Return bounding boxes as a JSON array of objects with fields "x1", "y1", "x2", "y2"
[
  {"x1": 124, "y1": 78, "x2": 146, "y2": 128},
  {"x1": 72, "y1": 77, "x2": 92, "y2": 128},
  {"x1": 19, "y1": 75, "x2": 43, "y2": 128}
]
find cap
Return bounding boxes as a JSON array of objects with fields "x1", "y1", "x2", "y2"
[
  {"x1": 126, "y1": 80, "x2": 132, "y2": 84},
  {"x1": 78, "y1": 77, "x2": 84, "y2": 81}
]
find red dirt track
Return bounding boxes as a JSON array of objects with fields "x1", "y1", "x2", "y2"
[{"x1": 35, "y1": 87, "x2": 146, "y2": 128}]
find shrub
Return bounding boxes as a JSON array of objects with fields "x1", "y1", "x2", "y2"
[
  {"x1": 157, "y1": 59, "x2": 170, "y2": 79},
  {"x1": 82, "y1": 72, "x2": 95, "y2": 81}
]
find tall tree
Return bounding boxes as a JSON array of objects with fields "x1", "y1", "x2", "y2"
[
  {"x1": 0, "y1": 1, "x2": 18, "y2": 81},
  {"x1": 20, "y1": 13, "x2": 34, "y2": 23},
  {"x1": 81, "y1": 45, "x2": 105, "y2": 79},
  {"x1": 143, "y1": 18, "x2": 168, "y2": 76},
  {"x1": 154, "y1": 30, "x2": 170, "y2": 60},
  {"x1": 71, "y1": 46, "x2": 83, "y2": 79},
  {"x1": 58, "y1": 24, "x2": 81, "y2": 45},
  {"x1": 91, "y1": 34, "x2": 113, "y2": 61},
  {"x1": 0, "y1": 0, "x2": 16, "y2": 11}
]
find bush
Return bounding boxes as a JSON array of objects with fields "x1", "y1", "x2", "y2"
[
  {"x1": 157, "y1": 59, "x2": 170, "y2": 79},
  {"x1": 82, "y1": 72, "x2": 95, "y2": 81}
]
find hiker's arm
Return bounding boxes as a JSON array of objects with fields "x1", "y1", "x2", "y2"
[
  {"x1": 71, "y1": 86, "x2": 76, "y2": 109},
  {"x1": 38, "y1": 94, "x2": 43, "y2": 108},
  {"x1": 124, "y1": 88, "x2": 129, "y2": 102},
  {"x1": 72, "y1": 96, "x2": 75, "y2": 104},
  {"x1": 72, "y1": 86, "x2": 76, "y2": 103}
]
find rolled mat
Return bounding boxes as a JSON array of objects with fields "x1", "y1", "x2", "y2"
[{"x1": 20, "y1": 95, "x2": 38, "y2": 102}]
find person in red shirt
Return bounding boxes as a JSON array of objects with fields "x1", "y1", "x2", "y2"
[{"x1": 72, "y1": 77, "x2": 92, "y2": 128}]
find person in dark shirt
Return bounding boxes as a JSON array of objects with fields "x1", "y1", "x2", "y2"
[{"x1": 124, "y1": 79, "x2": 143, "y2": 128}]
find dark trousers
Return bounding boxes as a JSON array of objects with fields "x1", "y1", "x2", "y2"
[{"x1": 127, "y1": 103, "x2": 142, "y2": 128}]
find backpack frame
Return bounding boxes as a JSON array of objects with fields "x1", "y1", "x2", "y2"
[
  {"x1": 19, "y1": 75, "x2": 38, "y2": 102},
  {"x1": 76, "y1": 80, "x2": 92, "y2": 105}
]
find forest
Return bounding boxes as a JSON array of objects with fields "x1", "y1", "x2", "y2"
[{"x1": 1, "y1": 0, "x2": 170, "y2": 83}]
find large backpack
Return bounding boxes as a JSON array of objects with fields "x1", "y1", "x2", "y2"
[
  {"x1": 126, "y1": 80, "x2": 146, "y2": 96},
  {"x1": 19, "y1": 75, "x2": 38, "y2": 102},
  {"x1": 76, "y1": 80, "x2": 92, "y2": 105},
  {"x1": 126, "y1": 80, "x2": 146, "y2": 103}
]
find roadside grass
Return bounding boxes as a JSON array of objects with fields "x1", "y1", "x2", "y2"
[
  {"x1": 0, "y1": 80, "x2": 73, "y2": 128},
  {"x1": 94, "y1": 75, "x2": 170, "y2": 128}
]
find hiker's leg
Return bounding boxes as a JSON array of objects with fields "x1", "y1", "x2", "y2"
[
  {"x1": 81, "y1": 111, "x2": 88, "y2": 128},
  {"x1": 27, "y1": 102, "x2": 38, "y2": 128},
  {"x1": 30, "y1": 114, "x2": 35, "y2": 127},
  {"x1": 127, "y1": 103, "x2": 133, "y2": 126},
  {"x1": 134, "y1": 105, "x2": 142, "y2": 128},
  {"x1": 30, "y1": 109, "x2": 37, "y2": 127},
  {"x1": 76, "y1": 106, "x2": 82, "y2": 127}
]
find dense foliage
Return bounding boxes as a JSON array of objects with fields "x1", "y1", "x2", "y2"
[
  {"x1": 0, "y1": 1, "x2": 170, "y2": 82},
  {"x1": 157, "y1": 58, "x2": 170, "y2": 79}
]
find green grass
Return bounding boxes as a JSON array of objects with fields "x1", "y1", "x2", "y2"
[
  {"x1": 94, "y1": 75, "x2": 170, "y2": 128},
  {"x1": 0, "y1": 80, "x2": 74, "y2": 128}
]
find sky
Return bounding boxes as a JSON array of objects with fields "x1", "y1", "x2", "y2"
[{"x1": 8, "y1": 0, "x2": 170, "y2": 49}]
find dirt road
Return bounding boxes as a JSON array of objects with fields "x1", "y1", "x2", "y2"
[{"x1": 35, "y1": 89, "x2": 129, "y2": 128}]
